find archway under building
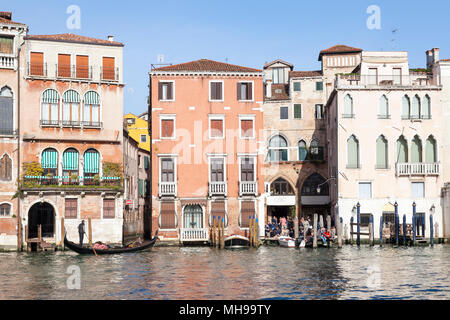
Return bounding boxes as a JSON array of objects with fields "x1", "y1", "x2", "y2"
[
  {"x1": 300, "y1": 173, "x2": 331, "y2": 225},
  {"x1": 28, "y1": 202, "x2": 55, "y2": 239}
]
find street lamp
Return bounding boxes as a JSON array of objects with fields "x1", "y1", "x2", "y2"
[
  {"x1": 316, "y1": 177, "x2": 336, "y2": 194},
  {"x1": 430, "y1": 204, "x2": 435, "y2": 215}
]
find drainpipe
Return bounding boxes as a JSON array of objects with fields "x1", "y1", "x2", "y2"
[{"x1": 144, "y1": 73, "x2": 152, "y2": 240}]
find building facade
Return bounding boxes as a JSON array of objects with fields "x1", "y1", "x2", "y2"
[
  {"x1": 18, "y1": 33, "x2": 125, "y2": 247},
  {"x1": 124, "y1": 112, "x2": 150, "y2": 152},
  {"x1": 327, "y1": 50, "x2": 444, "y2": 239},
  {"x1": 150, "y1": 59, "x2": 264, "y2": 243}
]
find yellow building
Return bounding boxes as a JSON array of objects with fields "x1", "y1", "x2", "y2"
[{"x1": 124, "y1": 113, "x2": 150, "y2": 151}]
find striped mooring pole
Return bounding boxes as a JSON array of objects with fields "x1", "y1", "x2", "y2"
[
  {"x1": 379, "y1": 215, "x2": 383, "y2": 246},
  {"x1": 403, "y1": 214, "x2": 407, "y2": 246},
  {"x1": 356, "y1": 203, "x2": 361, "y2": 246},
  {"x1": 394, "y1": 202, "x2": 399, "y2": 246},
  {"x1": 412, "y1": 202, "x2": 416, "y2": 244}
]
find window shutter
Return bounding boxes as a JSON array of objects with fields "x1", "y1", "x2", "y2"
[
  {"x1": 240, "y1": 201, "x2": 255, "y2": 228},
  {"x1": 58, "y1": 54, "x2": 71, "y2": 77},
  {"x1": 167, "y1": 82, "x2": 173, "y2": 100},
  {"x1": 294, "y1": 82, "x2": 301, "y2": 92},
  {"x1": 237, "y1": 83, "x2": 242, "y2": 100},
  {"x1": 160, "y1": 201, "x2": 176, "y2": 229},
  {"x1": 30, "y1": 52, "x2": 44, "y2": 76},
  {"x1": 210, "y1": 119, "x2": 223, "y2": 137},
  {"x1": 158, "y1": 82, "x2": 163, "y2": 100},
  {"x1": 247, "y1": 83, "x2": 252, "y2": 100},
  {"x1": 161, "y1": 119, "x2": 174, "y2": 138},
  {"x1": 241, "y1": 120, "x2": 253, "y2": 137},
  {"x1": 294, "y1": 104, "x2": 302, "y2": 119},
  {"x1": 144, "y1": 156, "x2": 149, "y2": 169},
  {"x1": 0, "y1": 97, "x2": 13, "y2": 135},
  {"x1": 76, "y1": 55, "x2": 89, "y2": 78},
  {"x1": 216, "y1": 82, "x2": 222, "y2": 100}
]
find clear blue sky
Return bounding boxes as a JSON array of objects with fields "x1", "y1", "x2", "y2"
[{"x1": 6, "y1": 0, "x2": 450, "y2": 115}]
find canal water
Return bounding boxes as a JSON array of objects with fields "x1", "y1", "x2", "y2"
[{"x1": 0, "y1": 245, "x2": 449, "y2": 300}]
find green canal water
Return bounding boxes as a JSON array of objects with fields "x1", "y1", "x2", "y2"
[{"x1": 0, "y1": 245, "x2": 449, "y2": 300}]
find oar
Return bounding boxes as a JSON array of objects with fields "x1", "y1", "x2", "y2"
[{"x1": 84, "y1": 232, "x2": 98, "y2": 256}]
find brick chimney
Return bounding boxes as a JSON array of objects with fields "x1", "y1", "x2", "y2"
[{"x1": 0, "y1": 12, "x2": 12, "y2": 20}]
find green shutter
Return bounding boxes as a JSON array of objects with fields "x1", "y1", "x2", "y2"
[
  {"x1": 298, "y1": 141, "x2": 307, "y2": 161},
  {"x1": 63, "y1": 149, "x2": 79, "y2": 170},
  {"x1": 397, "y1": 138, "x2": 408, "y2": 163},
  {"x1": 83, "y1": 150, "x2": 99, "y2": 173},
  {"x1": 344, "y1": 95, "x2": 353, "y2": 115},
  {"x1": 294, "y1": 104, "x2": 302, "y2": 119},
  {"x1": 41, "y1": 148, "x2": 58, "y2": 169},
  {"x1": 347, "y1": 136, "x2": 359, "y2": 168},
  {"x1": 402, "y1": 96, "x2": 410, "y2": 118},
  {"x1": 376, "y1": 137, "x2": 387, "y2": 168},
  {"x1": 411, "y1": 137, "x2": 423, "y2": 163},
  {"x1": 316, "y1": 82, "x2": 323, "y2": 91},
  {"x1": 144, "y1": 156, "x2": 149, "y2": 169},
  {"x1": 425, "y1": 137, "x2": 436, "y2": 163},
  {"x1": 293, "y1": 82, "x2": 301, "y2": 92},
  {"x1": 139, "y1": 179, "x2": 143, "y2": 197}
]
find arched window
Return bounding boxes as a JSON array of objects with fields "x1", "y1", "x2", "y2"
[
  {"x1": 378, "y1": 95, "x2": 389, "y2": 118},
  {"x1": 411, "y1": 95, "x2": 420, "y2": 119},
  {"x1": 402, "y1": 95, "x2": 410, "y2": 119},
  {"x1": 0, "y1": 203, "x2": 11, "y2": 216},
  {"x1": 411, "y1": 135, "x2": 423, "y2": 163},
  {"x1": 347, "y1": 135, "x2": 360, "y2": 168},
  {"x1": 0, "y1": 154, "x2": 12, "y2": 181},
  {"x1": 41, "y1": 89, "x2": 60, "y2": 125},
  {"x1": 41, "y1": 148, "x2": 59, "y2": 184},
  {"x1": 0, "y1": 86, "x2": 13, "y2": 135},
  {"x1": 298, "y1": 140, "x2": 307, "y2": 161},
  {"x1": 422, "y1": 95, "x2": 431, "y2": 119},
  {"x1": 63, "y1": 90, "x2": 80, "y2": 125},
  {"x1": 83, "y1": 149, "x2": 100, "y2": 185},
  {"x1": 63, "y1": 148, "x2": 79, "y2": 184},
  {"x1": 343, "y1": 94, "x2": 353, "y2": 118},
  {"x1": 396, "y1": 136, "x2": 408, "y2": 163},
  {"x1": 84, "y1": 91, "x2": 100, "y2": 127},
  {"x1": 270, "y1": 178, "x2": 294, "y2": 195},
  {"x1": 268, "y1": 135, "x2": 288, "y2": 162},
  {"x1": 376, "y1": 135, "x2": 388, "y2": 169},
  {"x1": 425, "y1": 135, "x2": 437, "y2": 163},
  {"x1": 301, "y1": 173, "x2": 328, "y2": 196}
]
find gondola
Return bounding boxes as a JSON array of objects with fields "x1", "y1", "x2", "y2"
[
  {"x1": 224, "y1": 235, "x2": 249, "y2": 248},
  {"x1": 64, "y1": 230, "x2": 158, "y2": 255}
]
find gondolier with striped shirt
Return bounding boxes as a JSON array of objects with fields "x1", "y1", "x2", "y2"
[{"x1": 78, "y1": 220, "x2": 85, "y2": 246}]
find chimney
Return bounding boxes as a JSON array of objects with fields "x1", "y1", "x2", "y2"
[
  {"x1": 108, "y1": 35, "x2": 114, "y2": 42},
  {"x1": 426, "y1": 48, "x2": 440, "y2": 69},
  {"x1": 0, "y1": 12, "x2": 12, "y2": 20},
  {"x1": 266, "y1": 80, "x2": 272, "y2": 99}
]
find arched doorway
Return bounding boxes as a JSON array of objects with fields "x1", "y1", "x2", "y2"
[
  {"x1": 183, "y1": 205, "x2": 203, "y2": 229},
  {"x1": 28, "y1": 202, "x2": 55, "y2": 238},
  {"x1": 267, "y1": 177, "x2": 296, "y2": 223},
  {"x1": 300, "y1": 173, "x2": 331, "y2": 221}
]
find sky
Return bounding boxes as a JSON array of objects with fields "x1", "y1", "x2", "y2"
[{"x1": 6, "y1": 0, "x2": 450, "y2": 115}]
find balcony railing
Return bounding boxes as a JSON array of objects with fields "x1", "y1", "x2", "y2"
[
  {"x1": 27, "y1": 62, "x2": 47, "y2": 77},
  {"x1": 239, "y1": 181, "x2": 258, "y2": 196},
  {"x1": 26, "y1": 62, "x2": 117, "y2": 82},
  {"x1": 180, "y1": 228, "x2": 209, "y2": 242},
  {"x1": 22, "y1": 176, "x2": 122, "y2": 188},
  {"x1": 0, "y1": 129, "x2": 17, "y2": 136},
  {"x1": 0, "y1": 54, "x2": 15, "y2": 69},
  {"x1": 396, "y1": 163, "x2": 440, "y2": 176},
  {"x1": 40, "y1": 120, "x2": 102, "y2": 129},
  {"x1": 336, "y1": 74, "x2": 437, "y2": 88},
  {"x1": 159, "y1": 182, "x2": 177, "y2": 197},
  {"x1": 101, "y1": 67, "x2": 119, "y2": 82},
  {"x1": 56, "y1": 64, "x2": 93, "y2": 79},
  {"x1": 209, "y1": 181, "x2": 227, "y2": 196}
]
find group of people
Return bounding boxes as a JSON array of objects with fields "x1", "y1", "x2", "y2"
[{"x1": 265, "y1": 215, "x2": 335, "y2": 246}]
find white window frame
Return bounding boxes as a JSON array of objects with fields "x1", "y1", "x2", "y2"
[
  {"x1": 358, "y1": 181, "x2": 372, "y2": 199},
  {"x1": 0, "y1": 202, "x2": 13, "y2": 218},
  {"x1": 158, "y1": 156, "x2": 177, "y2": 184},
  {"x1": 208, "y1": 154, "x2": 227, "y2": 184},
  {"x1": 412, "y1": 182, "x2": 425, "y2": 199},
  {"x1": 159, "y1": 80, "x2": 175, "y2": 102},
  {"x1": 209, "y1": 80, "x2": 224, "y2": 102},
  {"x1": 238, "y1": 80, "x2": 254, "y2": 102},
  {"x1": 237, "y1": 154, "x2": 257, "y2": 182},
  {"x1": 208, "y1": 114, "x2": 225, "y2": 140},
  {"x1": 160, "y1": 114, "x2": 176, "y2": 140},
  {"x1": 238, "y1": 115, "x2": 255, "y2": 140}
]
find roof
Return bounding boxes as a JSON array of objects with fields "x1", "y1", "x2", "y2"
[
  {"x1": 152, "y1": 59, "x2": 261, "y2": 73},
  {"x1": 24, "y1": 33, "x2": 124, "y2": 47},
  {"x1": 289, "y1": 70, "x2": 322, "y2": 78},
  {"x1": 266, "y1": 84, "x2": 290, "y2": 101},
  {"x1": 441, "y1": 59, "x2": 450, "y2": 62},
  {"x1": 264, "y1": 59, "x2": 294, "y2": 70},
  {"x1": 318, "y1": 44, "x2": 362, "y2": 61},
  {"x1": 0, "y1": 12, "x2": 26, "y2": 26}
]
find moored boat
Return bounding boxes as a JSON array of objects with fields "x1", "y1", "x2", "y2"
[
  {"x1": 64, "y1": 230, "x2": 158, "y2": 255},
  {"x1": 278, "y1": 236, "x2": 296, "y2": 248},
  {"x1": 224, "y1": 235, "x2": 249, "y2": 248}
]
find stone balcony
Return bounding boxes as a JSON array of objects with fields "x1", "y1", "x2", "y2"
[
  {"x1": 396, "y1": 163, "x2": 440, "y2": 177},
  {"x1": 209, "y1": 181, "x2": 227, "y2": 196},
  {"x1": 239, "y1": 181, "x2": 258, "y2": 196},
  {"x1": 159, "y1": 182, "x2": 177, "y2": 197}
]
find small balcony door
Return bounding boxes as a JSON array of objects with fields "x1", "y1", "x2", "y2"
[{"x1": 183, "y1": 205, "x2": 203, "y2": 229}]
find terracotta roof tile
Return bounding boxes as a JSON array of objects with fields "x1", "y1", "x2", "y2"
[
  {"x1": 290, "y1": 70, "x2": 322, "y2": 78},
  {"x1": 152, "y1": 59, "x2": 261, "y2": 73},
  {"x1": 441, "y1": 59, "x2": 450, "y2": 62},
  {"x1": 266, "y1": 84, "x2": 290, "y2": 101},
  {"x1": 24, "y1": 33, "x2": 123, "y2": 47},
  {"x1": 0, "y1": 12, "x2": 26, "y2": 26},
  {"x1": 318, "y1": 44, "x2": 362, "y2": 61}
]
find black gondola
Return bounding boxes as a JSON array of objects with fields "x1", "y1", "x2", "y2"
[{"x1": 64, "y1": 230, "x2": 158, "y2": 255}]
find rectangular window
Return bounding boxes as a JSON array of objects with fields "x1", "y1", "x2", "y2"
[
  {"x1": 240, "y1": 158, "x2": 254, "y2": 181},
  {"x1": 140, "y1": 135, "x2": 147, "y2": 143},
  {"x1": 412, "y1": 182, "x2": 425, "y2": 198},
  {"x1": 240, "y1": 119, "x2": 254, "y2": 138},
  {"x1": 161, "y1": 118, "x2": 175, "y2": 138},
  {"x1": 158, "y1": 81, "x2": 174, "y2": 101},
  {"x1": 102, "y1": 57, "x2": 116, "y2": 80},
  {"x1": 280, "y1": 107, "x2": 289, "y2": 120},
  {"x1": 368, "y1": 68, "x2": 378, "y2": 85},
  {"x1": 65, "y1": 199, "x2": 77, "y2": 219},
  {"x1": 103, "y1": 199, "x2": 115, "y2": 219},
  {"x1": 76, "y1": 55, "x2": 89, "y2": 79},
  {"x1": 240, "y1": 201, "x2": 255, "y2": 228},
  {"x1": 210, "y1": 118, "x2": 224, "y2": 139},
  {"x1": 315, "y1": 104, "x2": 324, "y2": 119},
  {"x1": 211, "y1": 158, "x2": 224, "y2": 182},
  {"x1": 358, "y1": 182, "x2": 372, "y2": 199},
  {"x1": 0, "y1": 204, "x2": 11, "y2": 216},
  {"x1": 30, "y1": 52, "x2": 44, "y2": 76},
  {"x1": 293, "y1": 82, "x2": 301, "y2": 92},
  {"x1": 210, "y1": 81, "x2": 223, "y2": 101},
  {"x1": 160, "y1": 201, "x2": 176, "y2": 229},
  {"x1": 0, "y1": 36, "x2": 13, "y2": 54},
  {"x1": 237, "y1": 82, "x2": 253, "y2": 101},
  {"x1": 161, "y1": 158, "x2": 174, "y2": 182},
  {"x1": 316, "y1": 82, "x2": 324, "y2": 91},
  {"x1": 393, "y1": 68, "x2": 402, "y2": 85},
  {"x1": 139, "y1": 179, "x2": 144, "y2": 197},
  {"x1": 360, "y1": 213, "x2": 372, "y2": 227},
  {"x1": 273, "y1": 68, "x2": 285, "y2": 84},
  {"x1": 294, "y1": 104, "x2": 302, "y2": 119},
  {"x1": 144, "y1": 156, "x2": 149, "y2": 170},
  {"x1": 58, "y1": 54, "x2": 71, "y2": 78}
]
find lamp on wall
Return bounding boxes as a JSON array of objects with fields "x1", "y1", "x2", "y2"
[
  {"x1": 316, "y1": 177, "x2": 336, "y2": 194},
  {"x1": 430, "y1": 204, "x2": 435, "y2": 215}
]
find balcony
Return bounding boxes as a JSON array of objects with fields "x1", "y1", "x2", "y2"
[
  {"x1": 27, "y1": 62, "x2": 47, "y2": 77},
  {"x1": 159, "y1": 182, "x2": 177, "y2": 197},
  {"x1": 239, "y1": 181, "x2": 258, "y2": 196},
  {"x1": 40, "y1": 120, "x2": 102, "y2": 129},
  {"x1": 56, "y1": 64, "x2": 93, "y2": 80},
  {"x1": 22, "y1": 176, "x2": 122, "y2": 189},
  {"x1": 180, "y1": 228, "x2": 209, "y2": 242},
  {"x1": 336, "y1": 74, "x2": 438, "y2": 88},
  {"x1": 0, "y1": 129, "x2": 17, "y2": 136},
  {"x1": 101, "y1": 67, "x2": 119, "y2": 82},
  {"x1": 396, "y1": 163, "x2": 440, "y2": 177},
  {"x1": 0, "y1": 54, "x2": 15, "y2": 69},
  {"x1": 209, "y1": 181, "x2": 227, "y2": 196}
]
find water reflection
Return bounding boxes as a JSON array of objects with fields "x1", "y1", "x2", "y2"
[{"x1": 0, "y1": 245, "x2": 449, "y2": 300}]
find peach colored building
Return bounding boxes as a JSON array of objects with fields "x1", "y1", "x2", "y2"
[
  {"x1": 150, "y1": 59, "x2": 264, "y2": 243},
  {"x1": 0, "y1": 12, "x2": 27, "y2": 250},
  {"x1": 18, "y1": 33, "x2": 125, "y2": 248}
]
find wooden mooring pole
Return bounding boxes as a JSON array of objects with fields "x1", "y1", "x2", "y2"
[
  {"x1": 412, "y1": 202, "x2": 416, "y2": 246},
  {"x1": 350, "y1": 217, "x2": 354, "y2": 245},
  {"x1": 88, "y1": 217, "x2": 93, "y2": 244},
  {"x1": 61, "y1": 218, "x2": 65, "y2": 250},
  {"x1": 254, "y1": 216, "x2": 258, "y2": 247},
  {"x1": 379, "y1": 215, "x2": 383, "y2": 247},
  {"x1": 430, "y1": 214, "x2": 434, "y2": 247},
  {"x1": 220, "y1": 217, "x2": 225, "y2": 249},
  {"x1": 338, "y1": 217, "x2": 343, "y2": 248},
  {"x1": 403, "y1": 214, "x2": 407, "y2": 246},
  {"x1": 218, "y1": 216, "x2": 222, "y2": 249},
  {"x1": 394, "y1": 202, "x2": 399, "y2": 246},
  {"x1": 313, "y1": 213, "x2": 318, "y2": 249},
  {"x1": 356, "y1": 203, "x2": 361, "y2": 246},
  {"x1": 249, "y1": 215, "x2": 253, "y2": 247},
  {"x1": 369, "y1": 215, "x2": 374, "y2": 246}
]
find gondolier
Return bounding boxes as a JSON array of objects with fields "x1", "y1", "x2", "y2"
[{"x1": 78, "y1": 220, "x2": 85, "y2": 246}]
